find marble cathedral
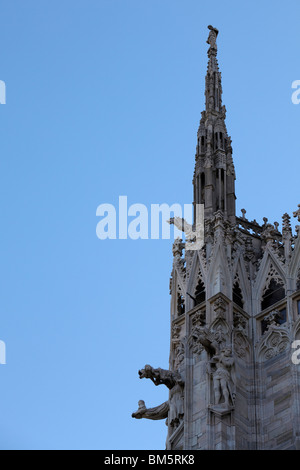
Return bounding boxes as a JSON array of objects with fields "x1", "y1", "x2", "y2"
[{"x1": 132, "y1": 26, "x2": 300, "y2": 450}]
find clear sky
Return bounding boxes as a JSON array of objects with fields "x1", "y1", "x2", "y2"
[{"x1": 0, "y1": 0, "x2": 299, "y2": 450}]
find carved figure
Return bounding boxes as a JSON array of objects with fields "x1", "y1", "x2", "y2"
[
  {"x1": 208, "y1": 348, "x2": 235, "y2": 408},
  {"x1": 207, "y1": 25, "x2": 219, "y2": 50},
  {"x1": 138, "y1": 364, "x2": 181, "y2": 390}
]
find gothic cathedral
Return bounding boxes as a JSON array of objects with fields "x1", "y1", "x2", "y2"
[{"x1": 132, "y1": 26, "x2": 300, "y2": 450}]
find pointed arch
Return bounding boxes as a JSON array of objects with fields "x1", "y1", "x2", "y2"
[
  {"x1": 186, "y1": 252, "x2": 206, "y2": 308},
  {"x1": 232, "y1": 255, "x2": 251, "y2": 309},
  {"x1": 173, "y1": 264, "x2": 186, "y2": 298},
  {"x1": 233, "y1": 279, "x2": 244, "y2": 309},
  {"x1": 206, "y1": 242, "x2": 231, "y2": 299},
  {"x1": 194, "y1": 277, "x2": 206, "y2": 306},
  {"x1": 288, "y1": 234, "x2": 300, "y2": 284},
  {"x1": 253, "y1": 249, "x2": 286, "y2": 311},
  {"x1": 261, "y1": 264, "x2": 285, "y2": 311}
]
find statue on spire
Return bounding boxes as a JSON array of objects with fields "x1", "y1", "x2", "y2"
[{"x1": 207, "y1": 25, "x2": 219, "y2": 52}]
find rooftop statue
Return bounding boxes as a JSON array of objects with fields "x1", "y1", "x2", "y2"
[{"x1": 207, "y1": 25, "x2": 219, "y2": 51}]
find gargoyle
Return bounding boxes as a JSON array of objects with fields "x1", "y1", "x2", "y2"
[
  {"x1": 132, "y1": 400, "x2": 169, "y2": 421},
  {"x1": 190, "y1": 325, "x2": 218, "y2": 354},
  {"x1": 138, "y1": 364, "x2": 182, "y2": 390},
  {"x1": 134, "y1": 366, "x2": 185, "y2": 431},
  {"x1": 167, "y1": 217, "x2": 195, "y2": 243}
]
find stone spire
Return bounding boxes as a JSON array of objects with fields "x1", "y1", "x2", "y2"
[
  {"x1": 193, "y1": 26, "x2": 236, "y2": 225},
  {"x1": 205, "y1": 25, "x2": 222, "y2": 114}
]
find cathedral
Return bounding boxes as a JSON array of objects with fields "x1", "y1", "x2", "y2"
[{"x1": 132, "y1": 26, "x2": 300, "y2": 450}]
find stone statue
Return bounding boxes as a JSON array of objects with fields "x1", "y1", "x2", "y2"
[
  {"x1": 208, "y1": 348, "x2": 235, "y2": 409},
  {"x1": 207, "y1": 25, "x2": 219, "y2": 51},
  {"x1": 168, "y1": 378, "x2": 184, "y2": 430}
]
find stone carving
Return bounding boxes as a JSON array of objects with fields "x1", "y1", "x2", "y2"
[
  {"x1": 168, "y1": 217, "x2": 195, "y2": 243},
  {"x1": 172, "y1": 238, "x2": 186, "y2": 280},
  {"x1": 168, "y1": 378, "x2": 184, "y2": 431},
  {"x1": 262, "y1": 263, "x2": 285, "y2": 297},
  {"x1": 135, "y1": 365, "x2": 185, "y2": 432},
  {"x1": 282, "y1": 213, "x2": 292, "y2": 233},
  {"x1": 208, "y1": 348, "x2": 235, "y2": 409},
  {"x1": 173, "y1": 341, "x2": 185, "y2": 371},
  {"x1": 189, "y1": 310, "x2": 207, "y2": 356},
  {"x1": 172, "y1": 237, "x2": 184, "y2": 258},
  {"x1": 293, "y1": 204, "x2": 300, "y2": 223},
  {"x1": 213, "y1": 296, "x2": 227, "y2": 318},
  {"x1": 172, "y1": 323, "x2": 181, "y2": 340},
  {"x1": 207, "y1": 25, "x2": 219, "y2": 51},
  {"x1": 132, "y1": 400, "x2": 169, "y2": 421},
  {"x1": 233, "y1": 311, "x2": 247, "y2": 333},
  {"x1": 241, "y1": 209, "x2": 247, "y2": 220},
  {"x1": 138, "y1": 364, "x2": 182, "y2": 390},
  {"x1": 262, "y1": 310, "x2": 283, "y2": 332},
  {"x1": 190, "y1": 325, "x2": 218, "y2": 355},
  {"x1": 168, "y1": 214, "x2": 204, "y2": 251},
  {"x1": 233, "y1": 330, "x2": 250, "y2": 360},
  {"x1": 257, "y1": 326, "x2": 290, "y2": 362},
  {"x1": 213, "y1": 324, "x2": 228, "y2": 350}
]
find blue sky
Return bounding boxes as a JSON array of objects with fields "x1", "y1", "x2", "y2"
[{"x1": 0, "y1": 0, "x2": 299, "y2": 450}]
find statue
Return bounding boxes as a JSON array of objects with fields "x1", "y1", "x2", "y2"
[
  {"x1": 208, "y1": 348, "x2": 235, "y2": 409},
  {"x1": 207, "y1": 25, "x2": 219, "y2": 51}
]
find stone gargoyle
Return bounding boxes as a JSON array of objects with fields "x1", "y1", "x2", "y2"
[
  {"x1": 138, "y1": 364, "x2": 182, "y2": 390},
  {"x1": 132, "y1": 365, "x2": 184, "y2": 426},
  {"x1": 131, "y1": 400, "x2": 169, "y2": 421}
]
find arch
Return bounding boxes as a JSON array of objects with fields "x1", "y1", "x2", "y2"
[
  {"x1": 233, "y1": 281, "x2": 244, "y2": 309},
  {"x1": 206, "y1": 242, "x2": 231, "y2": 299},
  {"x1": 261, "y1": 278, "x2": 285, "y2": 310},
  {"x1": 232, "y1": 254, "x2": 251, "y2": 309},
  {"x1": 186, "y1": 251, "x2": 206, "y2": 304},
  {"x1": 194, "y1": 278, "x2": 206, "y2": 306},
  {"x1": 253, "y1": 250, "x2": 286, "y2": 310}
]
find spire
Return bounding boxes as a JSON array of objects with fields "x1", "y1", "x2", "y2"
[
  {"x1": 193, "y1": 26, "x2": 236, "y2": 225},
  {"x1": 205, "y1": 25, "x2": 222, "y2": 114}
]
